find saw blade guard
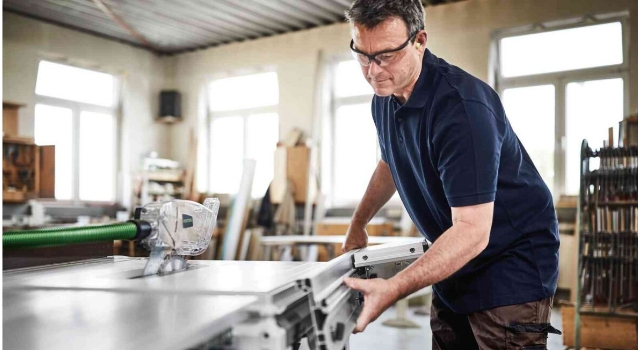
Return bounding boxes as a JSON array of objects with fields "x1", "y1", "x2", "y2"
[{"x1": 137, "y1": 198, "x2": 220, "y2": 255}]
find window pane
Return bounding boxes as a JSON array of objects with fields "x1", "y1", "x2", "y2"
[
  {"x1": 334, "y1": 104, "x2": 378, "y2": 204},
  {"x1": 334, "y1": 60, "x2": 373, "y2": 97},
  {"x1": 246, "y1": 113, "x2": 278, "y2": 198},
  {"x1": 79, "y1": 111, "x2": 115, "y2": 201},
  {"x1": 500, "y1": 22, "x2": 623, "y2": 77},
  {"x1": 210, "y1": 117, "x2": 244, "y2": 194},
  {"x1": 502, "y1": 85, "x2": 555, "y2": 194},
  {"x1": 209, "y1": 72, "x2": 278, "y2": 112},
  {"x1": 565, "y1": 78, "x2": 624, "y2": 195},
  {"x1": 34, "y1": 104, "x2": 73, "y2": 200},
  {"x1": 35, "y1": 61, "x2": 115, "y2": 106}
]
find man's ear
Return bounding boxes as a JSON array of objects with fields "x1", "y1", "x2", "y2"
[{"x1": 416, "y1": 31, "x2": 428, "y2": 51}]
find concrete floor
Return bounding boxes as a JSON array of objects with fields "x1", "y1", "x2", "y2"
[{"x1": 349, "y1": 306, "x2": 565, "y2": 350}]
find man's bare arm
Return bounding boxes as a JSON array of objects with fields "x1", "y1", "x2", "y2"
[
  {"x1": 391, "y1": 202, "x2": 493, "y2": 298},
  {"x1": 344, "y1": 201, "x2": 493, "y2": 332},
  {"x1": 342, "y1": 160, "x2": 397, "y2": 252}
]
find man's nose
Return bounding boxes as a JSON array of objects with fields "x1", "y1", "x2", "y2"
[{"x1": 367, "y1": 60, "x2": 383, "y2": 78}]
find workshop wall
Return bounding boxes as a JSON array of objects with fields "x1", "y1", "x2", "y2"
[
  {"x1": 168, "y1": 0, "x2": 638, "y2": 164},
  {"x1": 3, "y1": 12, "x2": 170, "y2": 205},
  {"x1": 4, "y1": 0, "x2": 637, "y2": 207}
]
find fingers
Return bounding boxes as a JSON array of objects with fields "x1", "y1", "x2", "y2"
[
  {"x1": 343, "y1": 277, "x2": 367, "y2": 292},
  {"x1": 345, "y1": 277, "x2": 373, "y2": 333},
  {"x1": 342, "y1": 242, "x2": 358, "y2": 253},
  {"x1": 354, "y1": 302, "x2": 375, "y2": 333}
]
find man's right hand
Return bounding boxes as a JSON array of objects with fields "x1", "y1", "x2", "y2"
[{"x1": 342, "y1": 224, "x2": 369, "y2": 253}]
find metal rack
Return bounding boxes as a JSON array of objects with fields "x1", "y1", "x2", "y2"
[{"x1": 575, "y1": 140, "x2": 638, "y2": 348}]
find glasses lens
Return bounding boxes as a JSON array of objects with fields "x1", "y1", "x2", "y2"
[{"x1": 352, "y1": 50, "x2": 370, "y2": 66}]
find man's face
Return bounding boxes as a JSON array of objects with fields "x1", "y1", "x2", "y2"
[{"x1": 351, "y1": 17, "x2": 423, "y2": 97}]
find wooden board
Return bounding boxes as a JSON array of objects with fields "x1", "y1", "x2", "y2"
[
  {"x1": 620, "y1": 116, "x2": 638, "y2": 147},
  {"x1": 270, "y1": 146, "x2": 316, "y2": 204},
  {"x1": 561, "y1": 305, "x2": 638, "y2": 349},
  {"x1": 316, "y1": 219, "x2": 394, "y2": 237},
  {"x1": 39, "y1": 145, "x2": 55, "y2": 198},
  {"x1": 3, "y1": 108, "x2": 18, "y2": 136},
  {"x1": 314, "y1": 218, "x2": 396, "y2": 261},
  {"x1": 2, "y1": 102, "x2": 25, "y2": 137},
  {"x1": 221, "y1": 159, "x2": 255, "y2": 260}
]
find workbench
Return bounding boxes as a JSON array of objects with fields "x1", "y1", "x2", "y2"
[{"x1": 4, "y1": 239, "x2": 429, "y2": 350}]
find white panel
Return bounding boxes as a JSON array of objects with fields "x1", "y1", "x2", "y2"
[
  {"x1": 565, "y1": 78, "x2": 624, "y2": 194},
  {"x1": 79, "y1": 111, "x2": 115, "y2": 201},
  {"x1": 500, "y1": 22, "x2": 623, "y2": 77},
  {"x1": 334, "y1": 60, "x2": 373, "y2": 98},
  {"x1": 209, "y1": 72, "x2": 279, "y2": 112},
  {"x1": 35, "y1": 61, "x2": 115, "y2": 107},
  {"x1": 502, "y1": 85, "x2": 556, "y2": 194}
]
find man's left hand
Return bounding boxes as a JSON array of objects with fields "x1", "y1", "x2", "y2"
[{"x1": 343, "y1": 276, "x2": 401, "y2": 333}]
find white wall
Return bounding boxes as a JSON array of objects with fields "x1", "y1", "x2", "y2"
[
  {"x1": 169, "y1": 0, "x2": 638, "y2": 164},
  {"x1": 5, "y1": 0, "x2": 637, "y2": 192},
  {"x1": 3, "y1": 12, "x2": 170, "y2": 205}
]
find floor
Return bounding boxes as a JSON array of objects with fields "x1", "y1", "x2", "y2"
[{"x1": 349, "y1": 306, "x2": 565, "y2": 350}]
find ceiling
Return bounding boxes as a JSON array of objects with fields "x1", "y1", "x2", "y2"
[{"x1": 3, "y1": 0, "x2": 466, "y2": 55}]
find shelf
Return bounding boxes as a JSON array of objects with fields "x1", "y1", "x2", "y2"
[
  {"x1": 144, "y1": 173, "x2": 183, "y2": 182},
  {"x1": 593, "y1": 201, "x2": 638, "y2": 207},
  {"x1": 147, "y1": 178, "x2": 184, "y2": 183},
  {"x1": 578, "y1": 307, "x2": 638, "y2": 319},
  {"x1": 3, "y1": 136, "x2": 36, "y2": 145},
  {"x1": 576, "y1": 141, "x2": 638, "y2": 347},
  {"x1": 146, "y1": 191, "x2": 183, "y2": 196}
]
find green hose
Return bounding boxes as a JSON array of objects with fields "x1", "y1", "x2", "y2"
[{"x1": 3, "y1": 222, "x2": 139, "y2": 249}]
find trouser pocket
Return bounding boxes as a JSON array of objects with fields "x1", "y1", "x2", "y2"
[{"x1": 504, "y1": 323, "x2": 562, "y2": 350}]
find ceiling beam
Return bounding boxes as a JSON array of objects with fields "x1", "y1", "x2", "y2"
[{"x1": 92, "y1": 0, "x2": 158, "y2": 52}]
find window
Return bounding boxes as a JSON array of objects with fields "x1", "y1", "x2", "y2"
[
  {"x1": 34, "y1": 61, "x2": 118, "y2": 202},
  {"x1": 501, "y1": 85, "x2": 556, "y2": 194},
  {"x1": 324, "y1": 60, "x2": 388, "y2": 207},
  {"x1": 496, "y1": 16, "x2": 628, "y2": 196},
  {"x1": 205, "y1": 72, "x2": 279, "y2": 198},
  {"x1": 500, "y1": 22, "x2": 623, "y2": 78},
  {"x1": 334, "y1": 103, "x2": 378, "y2": 201}
]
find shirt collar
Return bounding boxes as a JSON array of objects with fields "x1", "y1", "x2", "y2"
[{"x1": 395, "y1": 49, "x2": 437, "y2": 109}]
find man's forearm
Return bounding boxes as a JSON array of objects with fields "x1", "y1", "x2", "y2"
[
  {"x1": 352, "y1": 160, "x2": 397, "y2": 227},
  {"x1": 390, "y1": 221, "x2": 489, "y2": 298}
]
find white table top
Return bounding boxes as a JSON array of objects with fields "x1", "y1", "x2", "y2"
[
  {"x1": 4, "y1": 256, "x2": 321, "y2": 296},
  {"x1": 260, "y1": 235, "x2": 423, "y2": 246},
  {"x1": 3, "y1": 289, "x2": 256, "y2": 350}
]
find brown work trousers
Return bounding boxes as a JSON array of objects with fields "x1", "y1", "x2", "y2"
[{"x1": 431, "y1": 294, "x2": 561, "y2": 350}]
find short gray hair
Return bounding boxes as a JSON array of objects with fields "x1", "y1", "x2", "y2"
[{"x1": 345, "y1": 0, "x2": 426, "y2": 39}]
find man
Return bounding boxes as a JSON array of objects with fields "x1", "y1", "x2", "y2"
[{"x1": 341, "y1": 0, "x2": 561, "y2": 349}]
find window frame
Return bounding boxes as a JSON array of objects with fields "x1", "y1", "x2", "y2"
[
  {"x1": 34, "y1": 60, "x2": 120, "y2": 204},
  {"x1": 205, "y1": 72, "x2": 280, "y2": 197},
  {"x1": 493, "y1": 14, "x2": 630, "y2": 196}
]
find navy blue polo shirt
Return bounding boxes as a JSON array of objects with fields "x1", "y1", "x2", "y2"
[{"x1": 372, "y1": 49, "x2": 559, "y2": 313}]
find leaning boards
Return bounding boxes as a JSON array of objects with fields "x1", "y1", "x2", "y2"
[{"x1": 221, "y1": 159, "x2": 256, "y2": 260}]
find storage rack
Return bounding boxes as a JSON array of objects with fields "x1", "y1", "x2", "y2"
[{"x1": 575, "y1": 140, "x2": 638, "y2": 348}]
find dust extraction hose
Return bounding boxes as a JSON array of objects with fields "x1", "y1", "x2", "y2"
[{"x1": 3, "y1": 221, "x2": 151, "y2": 249}]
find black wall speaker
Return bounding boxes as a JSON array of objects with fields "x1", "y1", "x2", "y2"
[{"x1": 159, "y1": 90, "x2": 181, "y2": 123}]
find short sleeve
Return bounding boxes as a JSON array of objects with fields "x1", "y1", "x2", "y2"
[
  {"x1": 432, "y1": 100, "x2": 504, "y2": 207},
  {"x1": 371, "y1": 97, "x2": 388, "y2": 162}
]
